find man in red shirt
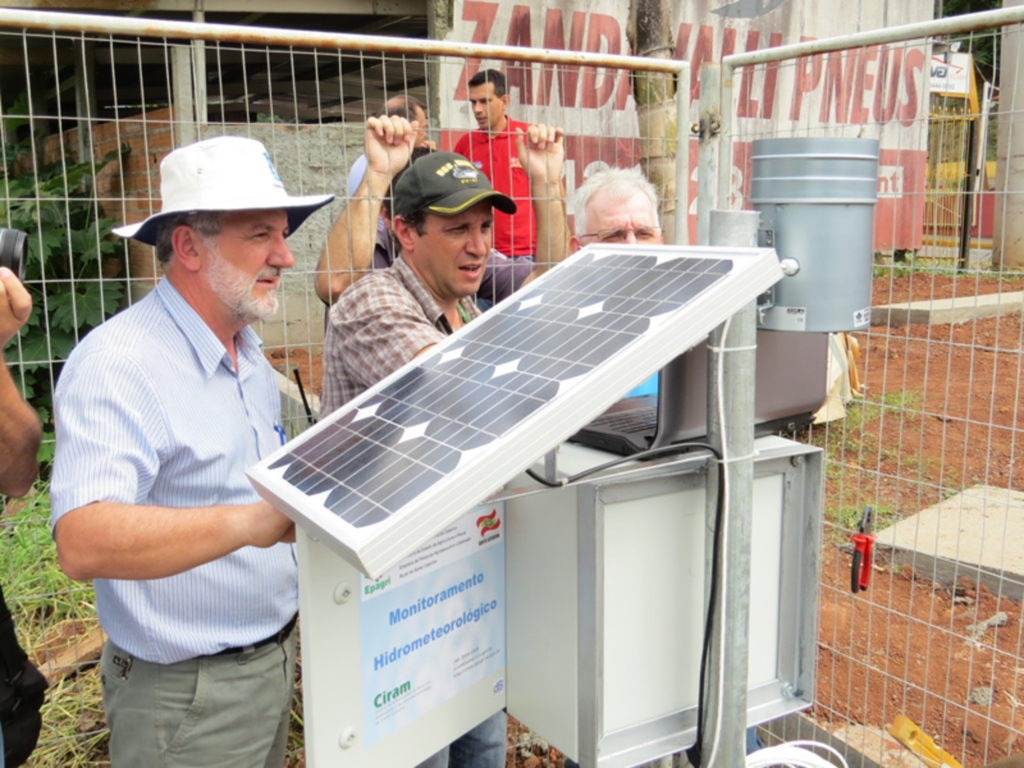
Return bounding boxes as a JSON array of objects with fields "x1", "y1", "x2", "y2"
[{"x1": 455, "y1": 69, "x2": 536, "y2": 262}]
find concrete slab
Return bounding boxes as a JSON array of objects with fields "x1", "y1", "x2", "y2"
[
  {"x1": 874, "y1": 485, "x2": 1024, "y2": 602},
  {"x1": 872, "y1": 292, "x2": 1023, "y2": 327}
]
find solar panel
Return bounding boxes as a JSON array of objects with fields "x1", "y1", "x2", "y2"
[{"x1": 249, "y1": 244, "x2": 782, "y2": 577}]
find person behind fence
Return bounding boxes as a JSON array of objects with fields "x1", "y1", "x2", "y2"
[
  {"x1": 49, "y1": 136, "x2": 333, "y2": 768},
  {"x1": 344, "y1": 94, "x2": 435, "y2": 208},
  {"x1": 314, "y1": 114, "x2": 536, "y2": 309},
  {"x1": 314, "y1": 95, "x2": 436, "y2": 307},
  {"x1": 0, "y1": 267, "x2": 40, "y2": 500},
  {"x1": 455, "y1": 69, "x2": 545, "y2": 268},
  {"x1": 320, "y1": 131, "x2": 566, "y2": 768},
  {"x1": 565, "y1": 164, "x2": 763, "y2": 768}
]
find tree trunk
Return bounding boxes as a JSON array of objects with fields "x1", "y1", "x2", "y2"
[{"x1": 627, "y1": 0, "x2": 680, "y2": 242}]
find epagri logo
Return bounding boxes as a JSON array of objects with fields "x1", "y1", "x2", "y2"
[
  {"x1": 476, "y1": 510, "x2": 501, "y2": 545},
  {"x1": 364, "y1": 576, "x2": 392, "y2": 596}
]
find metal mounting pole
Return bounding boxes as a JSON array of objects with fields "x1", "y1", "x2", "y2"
[{"x1": 702, "y1": 209, "x2": 758, "y2": 768}]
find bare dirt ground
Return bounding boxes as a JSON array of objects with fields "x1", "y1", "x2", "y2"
[
  {"x1": 813, "y1": 272, "x2": 1024, "y2": 768},
  {"x1": 270, "y1": 272, "x2": 1024, "y2": 768}
]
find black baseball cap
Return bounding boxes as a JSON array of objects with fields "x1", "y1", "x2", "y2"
[{"x1": 393, "y1": 151, "x2": 517, "y2": 219}]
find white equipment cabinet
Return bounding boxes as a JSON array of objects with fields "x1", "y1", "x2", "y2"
[
  {"x1": 505, "y1": 437, "x2": 822, "y2": 768},
  {"x1": 295, "y1": 436, "x2": 822, "y2": 768}
]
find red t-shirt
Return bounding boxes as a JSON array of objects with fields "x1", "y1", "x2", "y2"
[{"x1": 454, "y1": 118, "x2": 536, "y2": 258}]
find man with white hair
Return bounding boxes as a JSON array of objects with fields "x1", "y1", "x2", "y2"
[
  {"x1": 51, "y1": 136, "x2": 333, "y2": 767},
  {"x1": 569, "y1": 165, "x2": 664, "y2": 252}
]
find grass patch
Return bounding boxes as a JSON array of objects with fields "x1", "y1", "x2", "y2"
[
  {"x1": 0, "y1": 485, "x2": 109, "y2": 765},
  {"x1": 30, "y1": 670, "x2": 109, "y2": 768},
  {"x1": 0, "y1": 485, "x2": 308, "y2": 766},
  {"x1": 826, "y1": 502, "x2": 900, "y2": 534},
  {"x1": 813, "y1": 390, "x2": 929, "y2": 543},
  {"x1": 0, "y1": 489, "x2": 95, "y2": 634},
  {"x1": 873, "y1": 260, "x2": 1024, "y2": 282}
]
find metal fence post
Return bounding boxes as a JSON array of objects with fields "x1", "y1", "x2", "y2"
[
  {"x1": 696, "y1": 63, "x2": 720, "y2": 248},
  {"x1": 675, "y1": 61, "x2": 691, "y2": 246}
]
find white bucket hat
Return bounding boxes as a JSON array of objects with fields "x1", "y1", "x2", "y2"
[{"x1": 113, "y1": 136, "x2": 334, "y2": 245}]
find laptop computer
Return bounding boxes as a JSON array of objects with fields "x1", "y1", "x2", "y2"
[{"x1": 570, "y1": 331, "x2": 829, "y2": 456}]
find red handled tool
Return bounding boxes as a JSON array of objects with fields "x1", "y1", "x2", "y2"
[{"x1": 851, "y1": 505, "x2": 875, "y2": 594}]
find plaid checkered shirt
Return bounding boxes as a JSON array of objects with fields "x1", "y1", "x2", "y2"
[{"x1": 321, "y1": 256, "x2": 481, "y2": 415}]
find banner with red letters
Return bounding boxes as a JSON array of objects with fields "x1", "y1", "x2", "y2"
[{"x1": 440, "y1": 0, "x2": 932, "y2": 251}]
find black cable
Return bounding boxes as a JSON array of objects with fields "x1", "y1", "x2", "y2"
[
  {"x1": 565, "y1": 441, "x2": 720, "y2": 485},
  {"x1": 525, "y1": 467, "x2": 561, "y2": 487},
  {"x1": 524, "y1": 441, "x2": 720, "y2": 489},
  {"x1": 689, "y1": 448, "x2": 726, "y2": 768},
  {"x1": 293, "y1": 368, "x2": 316, "y2": 426}
]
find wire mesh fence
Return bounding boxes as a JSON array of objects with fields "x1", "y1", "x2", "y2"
[
  {"x1": 722, "y1": 12, "x2": 1024, "y2": 768},
  {"x1": 2, "y1": 5, "x2": 1024, "y2": 767},
  {"x1": 0, "y1": 11, "x2": 681, "y2": 766}
]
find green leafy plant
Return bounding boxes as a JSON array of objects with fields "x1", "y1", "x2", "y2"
[{"x1": 0, "y1": 94, "x2": 129, "y2": 465}]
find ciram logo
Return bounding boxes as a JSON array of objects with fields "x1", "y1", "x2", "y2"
[{"x1": 476, "y1": 510, "x2": 500, "y2": 537}]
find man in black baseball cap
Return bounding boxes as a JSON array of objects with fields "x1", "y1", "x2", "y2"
[
  {"x1": 318, "y1": 127, "x2": 565, "y2": 768},
  {"x1": 315, "y1": 115, "x2": 554, "y2": 311},
  {"x1": 321, "y1": 125, "x2": 567, "y2": 414}
]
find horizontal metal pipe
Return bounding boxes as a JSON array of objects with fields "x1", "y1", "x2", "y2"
[
  {"x1": 725, "y1": 4, "x2": 1024, "y2": 67},
  {"x1": 0, "y1": 7, "x2": 686, "y2": 74}
]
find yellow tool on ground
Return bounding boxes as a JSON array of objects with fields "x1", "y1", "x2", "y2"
[{"x1": 889, "y1": 714, "x2": 963, "y2": 768}]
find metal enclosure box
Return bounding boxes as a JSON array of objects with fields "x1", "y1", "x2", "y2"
[{"x1": 505, "y1": 437, "x2": 822, "y2": 768}]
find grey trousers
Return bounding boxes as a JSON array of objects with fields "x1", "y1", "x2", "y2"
[{"x1": 100, "y1": 629, "x2": 297, "y2": 768}]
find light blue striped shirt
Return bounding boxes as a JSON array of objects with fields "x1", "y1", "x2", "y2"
[{"x1": 51, "y1": 278, "x2": 298, "y2": 664}]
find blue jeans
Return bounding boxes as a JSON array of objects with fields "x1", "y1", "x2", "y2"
[
  {"x1": 415, "y1": 710, "x2": 506, "y2": 768},
  {"x1": 563, "y1": 726, "x2": 761, "y2": 768}
]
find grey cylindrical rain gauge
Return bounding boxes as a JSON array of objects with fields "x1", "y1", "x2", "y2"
[{"x1": 750, "y1": 137, "x2": 879, "y2": 332}]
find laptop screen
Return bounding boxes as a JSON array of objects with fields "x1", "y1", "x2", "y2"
[{"x1": 626, "y1": 373, "x2": 659, "y2": 399}]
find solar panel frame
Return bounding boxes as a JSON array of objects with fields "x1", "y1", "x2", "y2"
[{"x1": 249, "y1": 244, "x2": 783, "y2": 577}]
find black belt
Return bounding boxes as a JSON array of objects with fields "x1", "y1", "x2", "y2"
[{"x1": 211, "y1": 613, "x2": 297, "y2": 657}]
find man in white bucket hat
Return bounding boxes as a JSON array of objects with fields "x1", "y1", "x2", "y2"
[{"x1": 50, "y1": 136, "x2": 333, "y2": 767}]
